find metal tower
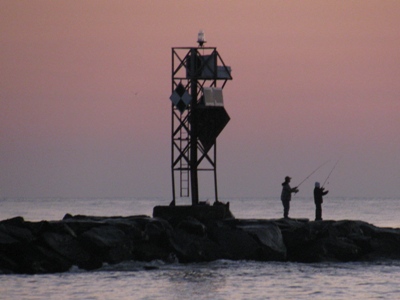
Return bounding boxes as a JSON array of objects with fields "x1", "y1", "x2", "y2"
[{"x1": 169, "y1": 33, "x2": 232, "y2": 205}]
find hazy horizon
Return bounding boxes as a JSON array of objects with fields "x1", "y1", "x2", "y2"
[{"x1": 1, "y1": 1, "x2": 399, "y2": 199}]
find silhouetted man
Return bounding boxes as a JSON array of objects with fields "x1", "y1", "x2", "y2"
[
  {"x1": 280, "y1": 176, "x2": 299, "y2": 219},
  {"x1": 313, "y1": 182, "x2": 329, "y2": 221}
]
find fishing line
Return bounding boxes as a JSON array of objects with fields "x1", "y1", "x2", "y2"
[
  {"x1": 322, "y1": 160, "x2": 339, "y2": 188},
  {"x1": 296, "y1": 160, "x2": 330, "y2": 188}
]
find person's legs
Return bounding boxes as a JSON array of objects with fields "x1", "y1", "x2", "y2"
[
  {"x1": 282, "y1": 200, "x2": 290, "y2": 218},
  {"x1": 315, "y1": 203, "x2": 322, "y2": 220}
]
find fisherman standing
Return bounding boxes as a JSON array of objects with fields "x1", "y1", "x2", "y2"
[
  {"x1": 313, "y1": 182, "x2": 329, "y2": 221},
  {"x1": 281, "y1": 176, "x2": 299, "y2": 219}
]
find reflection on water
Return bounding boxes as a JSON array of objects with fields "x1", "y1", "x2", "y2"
[
  {"x1": 1, "y1": 260, "x2": 400, "y2": 299},
  {"x1": 165, "y1": 266, "x2": 226, "y2": 299}
]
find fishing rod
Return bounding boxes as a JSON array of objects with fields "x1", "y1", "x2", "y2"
[
  {"x1": 296, "y1": 160, "x2": 330, "y2": 188},
  {"x1": 322, "y1": 160, "x2": 339, "y2": 188}
]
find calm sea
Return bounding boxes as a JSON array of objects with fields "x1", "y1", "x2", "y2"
[{"x1": 1, "y1": 196, "x2": 400, "y2": 299}]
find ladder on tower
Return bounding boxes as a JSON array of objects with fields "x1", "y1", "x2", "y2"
[{"x1": 179, "y1": 123, "x2": 190, "y2": 197}]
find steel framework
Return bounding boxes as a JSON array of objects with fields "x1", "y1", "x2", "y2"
[{"x1": 170, "y1": 46, "x2": 232, "y2": 205}]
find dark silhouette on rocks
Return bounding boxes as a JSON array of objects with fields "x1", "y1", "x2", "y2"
[{"x1": 0, "y1": 212, "x2": 399, "y2": 274}]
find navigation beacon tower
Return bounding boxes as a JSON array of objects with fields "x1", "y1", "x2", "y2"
[{"x1": 169, "y1": 31, "x2": 232, "y2": 206}]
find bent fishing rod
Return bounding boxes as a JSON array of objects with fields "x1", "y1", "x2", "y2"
[
  {"x1": 296, "y1": 160, "x2": 330, "y2": 188},
  {"x1": 322, "y1": 160, "x2": 339, "y2": 188}
]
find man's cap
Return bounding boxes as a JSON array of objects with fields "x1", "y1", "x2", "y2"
[{"x1": 285, "y1": 176, "x2": 291, "y2": 181}]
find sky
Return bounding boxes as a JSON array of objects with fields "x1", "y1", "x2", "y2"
[{"x1": 1, "y1": 1, "x2": 400, "y2": 200}]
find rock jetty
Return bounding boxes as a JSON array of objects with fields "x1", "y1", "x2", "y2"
[{"x1": 0, "y1": 209, "x2": 399, "y2": 274}]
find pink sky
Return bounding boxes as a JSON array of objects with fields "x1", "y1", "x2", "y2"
[{"x1": 1, "y1": 1, "x2": 399, "y2": 199}]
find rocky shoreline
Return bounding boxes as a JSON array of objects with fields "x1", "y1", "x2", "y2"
[{"x1": 0, "y1": 212, "x2": 399, "y2": 274}]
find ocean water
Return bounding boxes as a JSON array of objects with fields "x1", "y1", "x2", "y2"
[{"x1": 1, "y1": 196, "x2": 400, "y2": 299}]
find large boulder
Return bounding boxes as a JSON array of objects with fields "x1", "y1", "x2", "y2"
[
  {"x1": 40, "y1": 231, "x2": 97, "y2": 270},
  {"x1": 228, "y1": 220, "x2": 287, "y2": 260}
]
